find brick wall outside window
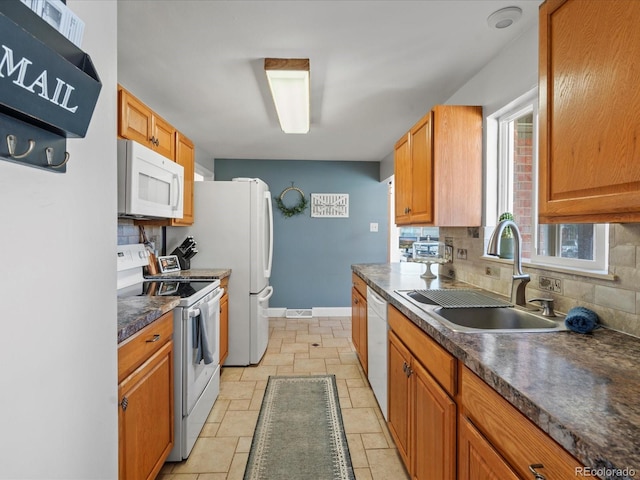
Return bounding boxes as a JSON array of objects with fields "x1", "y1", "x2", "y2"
[{"x1": 513, "y1": 113, "x2": 533, "y2": 259}]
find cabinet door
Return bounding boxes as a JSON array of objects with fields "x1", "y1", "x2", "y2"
[
  {"x1": 358, "y1": 293, "x2": 368, "y2": 375},
  {"x1": 351, "y1": 287, "x2": 361, "y2": 355},
  {"x1": 151, "y1": 115, "x2": 176, "y2": 160},
  {"x1": 539, "y1": 0, "x2": 640, "y2": 223},
  {"x1": 408, "y1": 112, "x2": 433, "y2": 224},
  {"x1": 394, "y1": 132, "x2": 412, "y2": 225},
  {"x1": 171, "y1": 132, "x2": 195, "y2": 226},
  {"x1": 220, "y1": 292, "x2": 229, "y2": 365},
  {"x1": 431, "y1": 105, "x2": 482, "y2": 226},
  {"x1": 388, "y1": 330, "x2": 412, "y2": 470},
  {"x1": 458, "y1": 416, "x2": 520, "y2": 480},
  {"x1": 412, "y1": 359, "x2": 456, "y2": 480},
  {"x1": 118, "y1": 87, "x2": 152, "y2": 146},
  {"x1": 119, "y1": 341, "x2": 174, "y2": 480},
  {"x1": 461, "y1": 366, "x2": 583, "y2": 479}
]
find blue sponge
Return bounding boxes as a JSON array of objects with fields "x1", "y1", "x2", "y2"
[{"x1": 565, "y1": 306, "x2": 600, "y2": 334}]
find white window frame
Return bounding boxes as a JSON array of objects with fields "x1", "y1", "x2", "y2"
[{"x1": 491, "y1": 88, "x2": 609, "y2": 273}]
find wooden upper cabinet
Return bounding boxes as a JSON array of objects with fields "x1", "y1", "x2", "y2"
[
  {"x1": 152, "y1": 115, "x2": 176, "y2": 160},
  {"x1": 538, "y1": 0, "x2": 640, "y2": 223},
  {"x1": 170, "y1": 132, "x2": 195, "y2": 226},
  {"x1": 118, "y1": 86, "x2": 176, "y2": 160},
  {"x1": 394, "y1": 105, "x2": 482, "y2": 226},
  {"x1": 394, "y1": 132, "x2": 413, "y2": 225},
  {"x1": 118, "y1": 85, "x2": 195, "y2": 226}
]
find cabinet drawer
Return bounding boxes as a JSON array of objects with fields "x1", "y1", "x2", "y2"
[
  {"x1": 461, "y1": 366, "x2": 583, "y2": 479},
  {"x1": 388, "y1": 305, "x2": 456, "y2": 396},
  {"x1": 352, "y1": 272, "x2": 367, "y2": 298},
  {"x1": 118, "y1": 312, "x2": 173, "y2": 383}
]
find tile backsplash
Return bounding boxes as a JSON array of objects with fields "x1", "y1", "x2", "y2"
[
  {"x1": 441, "y1": 224, "x2": 640, "y2": 338},
  {"x1": 117, "y1": 219, "x2": 162, "y2": 253}
]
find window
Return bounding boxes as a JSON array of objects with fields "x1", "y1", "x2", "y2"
[
  {"x1": 397, "y1": 226, "x2": 439, "y2": 261},
  {"x1": 493, "y1": 89, "x2": 608, "y2": 272}
]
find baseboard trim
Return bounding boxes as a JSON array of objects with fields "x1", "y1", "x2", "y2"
[{"x1": 268, "y1": 307, "x2": 351, "y2": 317}]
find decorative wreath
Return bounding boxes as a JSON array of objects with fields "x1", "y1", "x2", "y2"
[{"x1": 275, "y1": 186, "x2": 308, "y2": 218}]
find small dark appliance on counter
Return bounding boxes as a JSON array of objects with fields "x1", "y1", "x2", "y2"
[{"x1": 171, "y1": 236, "x2": 198, "y2": 270}]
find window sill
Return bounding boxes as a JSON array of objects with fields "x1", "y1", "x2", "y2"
[{"x1": 479, "y1": 255, "x2": 616, "y2": 281}]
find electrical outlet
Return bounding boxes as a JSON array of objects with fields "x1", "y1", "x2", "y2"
[
  {"x1": 485, "y1": 266, "x2": 498, "y2": 277},
  {"x1": 456, "y1": 248, "x2": 467, "y2": 260},
  {"x1": 369, "y1": 222, "x2": 378, "y2": 232},
  {"x1": 539, "y1": 276, "x2": 562, "y2": 293}
]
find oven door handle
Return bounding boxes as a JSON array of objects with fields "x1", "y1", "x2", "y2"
[
  {"x1": 209, "y1": 288, "x2": 225, "y2": 306},
  {"x1": 188, "y1": 288, "x2": 225, "y2": 317}
]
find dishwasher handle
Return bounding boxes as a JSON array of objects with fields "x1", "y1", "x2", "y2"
[{"x1": 367, "y1": 287, "x2": 387, "y2": 305}]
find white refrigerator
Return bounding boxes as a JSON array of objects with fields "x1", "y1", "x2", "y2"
[{"x1": 168, "y1": 178, "x2": 274, "y2": 365}]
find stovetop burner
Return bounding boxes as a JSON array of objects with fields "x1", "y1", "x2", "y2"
[
  {"x1": 117, "y1": 280, "x2": 216, "y2": 300},
  {"x1": 117, "y1": 244, "x2": 220, "y2": 307}
]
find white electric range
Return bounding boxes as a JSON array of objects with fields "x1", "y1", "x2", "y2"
[{"x1": 117, "y1": 243, "x2": 223, "y2": 461}]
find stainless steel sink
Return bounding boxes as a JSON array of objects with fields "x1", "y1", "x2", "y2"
[{"x1": 395, "y1": 290, "x2": 567, "y2": 333}]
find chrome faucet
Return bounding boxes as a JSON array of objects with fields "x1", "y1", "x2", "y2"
[{"x1": 487, "y1": 219, "x2": 530, "y2": 307}]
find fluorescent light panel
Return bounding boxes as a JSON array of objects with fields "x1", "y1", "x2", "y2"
[{"x1": 265, "y1": 58, "x2": 310, "y2": 134}]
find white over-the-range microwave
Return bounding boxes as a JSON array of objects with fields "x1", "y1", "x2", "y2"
[{"x1": 117, "y1": 139, "x2": 184, "y2": 219}]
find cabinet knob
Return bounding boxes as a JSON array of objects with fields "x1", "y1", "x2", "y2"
[
  {"x1": 120, "y1": 396, "x2": 128, "y2": 412},
  {"x1": 528, "y1": 464, "x2": 546, "y2": 479},
  {"x1": 146, "y1": 334, "x2": 161, "y2": 343}
]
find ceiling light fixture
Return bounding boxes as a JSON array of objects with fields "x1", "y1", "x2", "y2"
[
  {"x1": 487, "y1": 6, "x2": 522, "y2": 29},
  {"x1": 264, "y1": 58, "x2": 310, "y2": 134}
]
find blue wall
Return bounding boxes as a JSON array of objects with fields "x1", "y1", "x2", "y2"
[{"x1": 215, "y1": 159, "x2": 388, "y2": 308}]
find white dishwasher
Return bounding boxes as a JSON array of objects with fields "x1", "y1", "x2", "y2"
[{"x1": 367, "y1": 286, "x2": 388, "y2": 420}]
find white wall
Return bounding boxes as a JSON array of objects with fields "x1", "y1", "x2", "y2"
[
  {"x1": 0, "y1": 1, "x2": 118, "y2": 478},
  {"x1": 445, "y1": 25, "x2": 538, "y2": 115}
]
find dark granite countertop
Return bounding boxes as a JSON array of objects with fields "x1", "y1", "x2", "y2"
[
  {"x1": 144, "y1": 268, "x2": 231, "y2": 281},
  {"x1": 117, "y1": 296, "x2": 180, "y2": 344},
  {"x1": 353, "y1": 263, "x2": 640, "y2": 480}
]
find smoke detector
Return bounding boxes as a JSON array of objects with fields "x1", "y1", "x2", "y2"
[{"x1": 487, "y1": 6, "x2": 522, "y2": 29}]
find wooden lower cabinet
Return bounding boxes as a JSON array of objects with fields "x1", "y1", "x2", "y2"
[
  {"x1": 351, "y1": 286, "x2": 368, "y2": 374},
  {"x1": 386, "y1": 306, "x2": 585, "y2": 480},
  {"x1": 219, "y1": 277, "x2": 229, "y2": 365},
  {"x1": 388, "y1": 330, "x2": 411, "y2": 466},
  {"x1": 388, "y1": 308, "x2": 456, "y2": 480},
  {"x1": 460, "y1": 365, "x2": 584, "y2": 479},
  {"x1": 413, "y1": 359, "x2": 456, "y2": 479},
  {"x1": 118, "y1": 312, "x2": 174, "y2": 480},
  {"x1": 458, "y1": 416, "x2": 520, "y2": 480}
]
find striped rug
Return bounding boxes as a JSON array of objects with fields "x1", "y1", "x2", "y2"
[{"x1": 244, "y1": 375, "x2": 355, "y2": 480}]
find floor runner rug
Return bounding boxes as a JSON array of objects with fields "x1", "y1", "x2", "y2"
[{"x1": 244, "y1": 375, "x2": 355, "y2": 480}]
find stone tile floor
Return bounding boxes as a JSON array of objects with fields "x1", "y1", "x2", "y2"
[{"x1": 157, "y1": 316, "x2": 409, "y2": 480}]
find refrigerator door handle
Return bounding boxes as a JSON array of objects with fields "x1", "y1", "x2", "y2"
[
  {"x1": 258, "y1": 285, "x2": 274, "y2": 303},
  {"x1": 264, "y1": 191, "x2": 274, "y2": 278}
]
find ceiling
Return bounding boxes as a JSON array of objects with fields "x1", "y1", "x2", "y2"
[{"x1": 117, "y1": 0, "x2": 541, "y2": 162}]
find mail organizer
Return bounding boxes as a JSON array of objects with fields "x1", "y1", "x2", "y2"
[{"x1": 0, "y1": 1, "x2": 102, "y2": 173}]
